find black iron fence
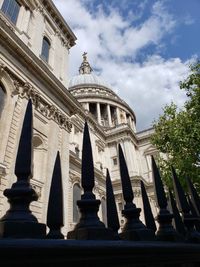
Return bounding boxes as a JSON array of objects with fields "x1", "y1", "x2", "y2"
[{"x1": 0, "y1": 99, "x2": 200, "y2": 266}]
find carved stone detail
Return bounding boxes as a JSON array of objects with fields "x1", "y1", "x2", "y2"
[
  {"x1": 94, "y1": 184, "x2": 104, "y2": 198},
  {"x1": 133, "y1": 189, "x2": 141, "y2": 197},
  {"x1": 30, "y1": 179, "x2": 43, "y2": 199},
  {"x1": 14, "y1": 82, "x2": 73, "y2": 131},
  {"x1": 0, "y1": 63, "x2": 6, "y2": 74},
  {"x1": 36, "y1": 3, "x2": 45, "y2": 15},
  {"x1": 12, "y1": 80, "x2": 21, "y2": 96},
  {"x1": 69, "y1": 173, "x2": 81, "y2": 185}
]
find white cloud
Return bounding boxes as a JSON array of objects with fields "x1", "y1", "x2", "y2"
[
  {"x1": 53, "y1": 0, "x2": 192, "y2": 130},
  {"x1": 99, "y1": 56, "x2": 190, "y2": 130}
]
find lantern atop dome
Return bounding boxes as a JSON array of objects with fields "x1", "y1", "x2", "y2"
[{"x1": 79, "y1": 52, "x2": 93, "y2": 74}]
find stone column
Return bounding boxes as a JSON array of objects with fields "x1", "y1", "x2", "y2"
[
  {"x1": 107, "y1": 104, "x2": 112, "y2": 127},
  {"x1": 97, "y1": 103, "x2": 101, "y2": 124},
  {"x1": 116, "y1": 107, "x2": 120, "y2": 125},
  {"x1": 85, "y1": 103, "x2": 89, "y2": 111}
]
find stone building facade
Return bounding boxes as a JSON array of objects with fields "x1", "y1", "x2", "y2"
[{"x1": 0, "y1": 0, "x2": 157, "y2": 235}]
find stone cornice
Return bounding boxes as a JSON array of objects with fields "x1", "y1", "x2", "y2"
[
  {"x1": 69, "y1": 84, "x2": 114, "y2": 96},
  {"x1": 137, "y1": 136, "x2": 153, "y2": 146},
  {"x1": 136, "y1": 128, "x2": 154, "y2": 140},
  {"x1": 105, "y1": 125, "x2": 138, "y2": 146},
  {"x1": 40, "y1": 0, "x2": 76, "y2": 47}
]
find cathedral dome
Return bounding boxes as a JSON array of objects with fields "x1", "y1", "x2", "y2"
[
  {"x1": 68, "y1": 52, "x2": 111, "y2": 89},
  {"x1": 69, "y1": 72, "x2": 111, "y2": 89},
  {"x1": 68, "y1": 53, "x2": 136, "y2": 130}
]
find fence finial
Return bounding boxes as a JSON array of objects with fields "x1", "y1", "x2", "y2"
[
  {"x1": 106, "y1": 169, "x2": 120, "y2": 238},
  {"x1": 168, "y1": 190, "x2": 186, "y2": 238},
  {"x1": 172, "y1": 168, "x2": 200, "y2": 242},
  {"x1": 0, "y1": 99, "x2": 46, "y2": 238},
  {"x1": 186, "y1": 177, "x2": 200, "y2": 216},
  {"x1": 152, "y1": 157, "x2": 178, "y2": 241},
  {"x1": 187, "y1": 196, "x2": 200, "y2": 232},
  {"x1": 140, "y1": 180, "x2": 156, "y2": 233},
  {"x1": 46, "y1": 152, "x2": 64, "y2": 239},
  {"x1": 67, "y1": 121, "x2": 114, "y2": 240},
  {"x1": 119, "y1": 144, "x2": 155, "y2": 240},
  {"x1": 81, "y1": 121, "x2": 95, "y2": 199}
]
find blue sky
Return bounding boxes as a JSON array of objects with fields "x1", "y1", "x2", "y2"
[{"x1": 53, "y1": 0, "x2": 200, "y2": 131}]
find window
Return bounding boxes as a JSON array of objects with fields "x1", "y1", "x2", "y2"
[
  {"x1": 0, "y1": 83, "x2": 6, "y2": 117},
  {"x1": 1, "y1": 0, "x2": 20, "y2": 25},
  {"x1": 113, "y1": 157, "x2": 118, "y2": 166},
  {"x1": 73, "y1": 184, "x2": 81, "y2": 223},
  {"x1": 41, "y1": 37, "x2": 51, "y2": 62}
]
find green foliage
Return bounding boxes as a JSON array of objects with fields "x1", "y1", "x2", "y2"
[{"x1": 151, "y1": 61, "x2": 200, "y2": 191}]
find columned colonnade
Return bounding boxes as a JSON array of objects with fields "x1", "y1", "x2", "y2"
[{"x1": 84, "y1": 102, "x2": 134, "y2": 129}]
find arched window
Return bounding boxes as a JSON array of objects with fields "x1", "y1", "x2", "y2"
[
  {"x1": 0, "y1": 83, "x2": 6, "y2": 117},
  {"x1": 41, "y1": 37, "x2": 50, "y2": 62},
  {"x1": 73, "y1": 183, "x2": 81, "y2": 223},
  {"x1": 1, "y1": 0, "x2": 21, "y2": 25}
]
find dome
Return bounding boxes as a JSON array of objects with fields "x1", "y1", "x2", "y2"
[
  {"x1": 68, "y1": 53, "x2": 136, "y2": 129},
  {"x1": 69, "y1": 72, "x2": 111, "y2": 89},
  {"x1": 68, "y1": 52, "x2": 111, "y2": 89}
]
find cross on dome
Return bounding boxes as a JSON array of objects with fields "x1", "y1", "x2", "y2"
[
  {"x1": 79, "y1": 52, "x2": 93, "y2": 74},
  {"x1": 83, "y1": 52, "x2": 87, "y2": 61}
]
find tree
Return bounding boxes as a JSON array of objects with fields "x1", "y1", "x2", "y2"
[{"x1": 151, "y1": 61, "x2": 200, "y2": 191}]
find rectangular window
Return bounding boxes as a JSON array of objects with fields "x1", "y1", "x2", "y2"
[
  {"x1": 113, "y1": 157, "x2": 118, "y2": 166},
  {"x1": 1, "y1": 0, "x2": 20, "y2": 25}
]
